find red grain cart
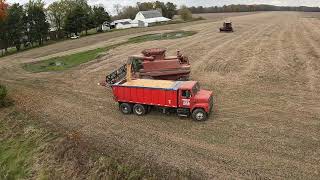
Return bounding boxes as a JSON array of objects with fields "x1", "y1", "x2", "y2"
[{"x1": 109, "y1": 79, "x2": 213, "y2": 121}]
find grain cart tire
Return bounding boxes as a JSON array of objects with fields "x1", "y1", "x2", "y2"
[
  {"x1": 192, "y1": 109, "x2": 207, "y2": 121},
  {"x1": 119, "y1": 103, "x2": 132, "y2": 114},
  {"x1": 133, "y1": 104, "x2": 146, "y2": 116}
]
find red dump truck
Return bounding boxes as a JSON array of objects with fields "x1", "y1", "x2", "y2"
[{"x1": 109, "y1": 79, "x2": 214, "y2": 121}]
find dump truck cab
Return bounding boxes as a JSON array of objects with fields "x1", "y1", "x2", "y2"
[{"x1": 177, "y1": 81, "x2": 213, "y2": 120}]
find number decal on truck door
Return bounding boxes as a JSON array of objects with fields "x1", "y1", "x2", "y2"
[{"x1": 182, "y1": 99, "x2": 190, "y2": 106}]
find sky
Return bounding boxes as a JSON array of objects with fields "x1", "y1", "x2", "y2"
[{"x1": 7, "y1": 0, "x2": 320, "y2": 14}]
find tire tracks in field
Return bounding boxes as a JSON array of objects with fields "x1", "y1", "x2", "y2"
[
  {"x1": 193, "y1": 19, "x2": 278, "y2": 74},
  {"x1": 291, "y1": 18, "x2": 320, "y2": 93},
  {"x1": 207, "y1": 18, "x2": 289, "y2": 119},
  {"x1": 300, "y1": 18, "x2": 320, "y2": 91},
  {"x1": 223, "y1": 21, "x2": 282, "y2": 76},
  {"x1": 240, "y1": 15, "x2": 293, "y2": 78}
]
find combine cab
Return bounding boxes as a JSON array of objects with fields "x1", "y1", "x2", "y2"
[
  {"x1": 105, "y1": 48, "x2": 191, "y2": 85},
  {"x1": 220, "y1": 21, "x2": 233, "y2": 32}
]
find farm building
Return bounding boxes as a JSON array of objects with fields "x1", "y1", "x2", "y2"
[
  {"x1": 110, "y1": 19, "x2": 138, "y2": 29},
  {"x1": 116, "y1": 21, "x2": 135, "y2": 29},
  {"x1": 132, "y1": 10, "x2": 171, "y2": 27}
]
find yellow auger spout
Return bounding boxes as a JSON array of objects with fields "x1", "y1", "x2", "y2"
[{"x1": 126, "y1": 60, "x2": 132, "y2": 82}]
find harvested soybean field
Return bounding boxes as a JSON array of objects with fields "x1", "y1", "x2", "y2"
[{"x1": 1, "y1": 12, "x2": 320, "y2": 178}]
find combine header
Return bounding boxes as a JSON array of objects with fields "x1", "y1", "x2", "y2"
[{"x1": 105, "y1": 48, "x2": 191, "y2": 85}]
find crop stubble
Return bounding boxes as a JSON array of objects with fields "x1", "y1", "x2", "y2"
[{"x1": 0, "y1": 12, "x2": 319, "y2": 178}]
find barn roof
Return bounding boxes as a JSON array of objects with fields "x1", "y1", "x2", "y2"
[{"x1": 140, "y1": 10, "x2": 162, "y2": 19}]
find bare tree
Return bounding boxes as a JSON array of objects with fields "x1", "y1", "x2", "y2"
[{"x1": 113, "y1": 4, "x2": 122, "y2": 15}]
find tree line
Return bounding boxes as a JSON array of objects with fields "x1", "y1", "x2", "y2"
[
  {"x1": 189, "y1": 4, "x2": 320, "y2": 14},
  {"x1": 0, "y1": 0, "x2": 179, "y2": 55},
  {"x1": 0, "y1": 0, "x2": 49, "y2": 53},
  {"x1": 0, "y1": 0, "x2": 111, "y2": 54}
]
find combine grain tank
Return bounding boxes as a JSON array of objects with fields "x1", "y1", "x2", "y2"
[{"x1": 105, "y1": 48, "x2": 191, "y2": 85}]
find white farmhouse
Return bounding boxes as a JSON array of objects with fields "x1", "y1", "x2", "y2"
[{"x1": 132, "y1": 10, "x2": 170, "y2": 27}]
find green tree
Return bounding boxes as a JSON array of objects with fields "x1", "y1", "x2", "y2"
[
  {"x1": 154, "y1": 1, "x2": 166, "y2": 14},
  {"x1": 117, "y1": 6, "x2": 138, "y2": 20},
  {"x1": 76, "y1": 0, "x2": 92, "y2": 33},
  {"x1": 25, "y1": 0, "x2": 49, "y2": 46},
  {"x1": 179, "y1": 5, "x2": 192, "y2": 21},
  {"x1": 47, "y1": 1, "x2": 66, "y2": 39},
  {"x1": 92, "y1": 5, "x2": 111, "y2": 32},
  {"x1": 0, "y1": 23, "x2": 8, "y2": 55},
  {"x1": 165, "y1": 2, "x2": 177, "y2": 19},
  {"x1": 137, "y1": 2, "x2": 154, "y2": 11},
  {"x1": 0, "y1": 0, "x2": 8, "y2": 54},
  {"x1": 64, "y1": 5, "x2": 87, "y2": 36},
  {"x1": 6, "y1": 3, "x2": 24, "y2": 51},
  {"x1": 83, "y1": 6, "x2": 93, "y2": 35}
]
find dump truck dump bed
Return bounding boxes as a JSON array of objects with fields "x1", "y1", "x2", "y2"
[
  {"x1": 111, "y1": 79, "x2": 184, "y2": 107},
  {"x1": 122, "y1": 79, "x2": 177, "y2": 89}
]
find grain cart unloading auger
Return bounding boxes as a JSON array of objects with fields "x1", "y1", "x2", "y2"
[{"x1": 104, "y1": 48, "x2": 191, "y2": 85}]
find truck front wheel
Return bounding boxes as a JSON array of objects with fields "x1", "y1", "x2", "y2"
[
  {"x1": 192, "y1": 109, "x2": 207, "y2": 121},
  {"x1": 119, "y1": 103, "x2": 132, "y2": 114},
  {"x1": 133, "y1": 104, "x2": 146, "y2": 116}
]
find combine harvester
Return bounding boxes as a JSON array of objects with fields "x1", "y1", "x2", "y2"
[
  {"x1": 105, "y1": 48, "x2": 191, "y2": 85},
  {"x1": 219, "y1": 21, "x2": 233, "y2": 32},
  {"x1": 100, "y1": 49, "x2": 214, "y2": 121}
]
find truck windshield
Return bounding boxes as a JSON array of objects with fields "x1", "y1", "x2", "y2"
[{"x1": 192, "y1": 83, "x2": 200, "y2": 94}]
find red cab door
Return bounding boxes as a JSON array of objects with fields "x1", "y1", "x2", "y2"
[{"x1": 179, "y1": 89, "x2": 194, "y2": 108}]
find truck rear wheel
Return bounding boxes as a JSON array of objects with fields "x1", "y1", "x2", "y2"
[
  {"x1": 133, "y1": 104, "x2": 146, "y2": 116},
  {"x1": 119, "y1": 103, "x2": 132, "y2": 114},
  {"x1": 192, "y1": 109, "x2": 207, "y2": 121}
]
